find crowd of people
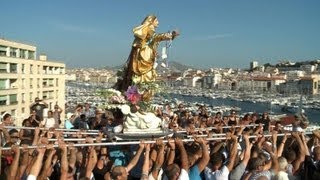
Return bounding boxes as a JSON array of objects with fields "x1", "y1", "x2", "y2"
[{"x1": 0, "y1": 98, "x2": 320, "y2": 180}]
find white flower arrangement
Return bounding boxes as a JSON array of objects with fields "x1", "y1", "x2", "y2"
[{"x1": 96, "y1": 88, "x2": 127, "y2": 105}]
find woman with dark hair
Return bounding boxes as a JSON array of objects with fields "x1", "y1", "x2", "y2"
[
  {"x1": 228, "y1": 110, "x2": 239, "y2": 126},
  {"x1": 19, "y1": 119, "x2": 34, "y2": 145},
  {"x1": 256, "y1": 112, "x2": 271, "y2": 133},
  {"x1": 241, "y1": 113, "x2": 252, "y2": 126}
]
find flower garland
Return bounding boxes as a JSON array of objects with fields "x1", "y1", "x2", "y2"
[{"x1": 97, "y1": 81, "x2": 162, "y2": 112}]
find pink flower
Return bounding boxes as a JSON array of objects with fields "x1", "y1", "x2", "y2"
[{"x1": 126, "y1": 86, "x2": 141, "y2": 105}]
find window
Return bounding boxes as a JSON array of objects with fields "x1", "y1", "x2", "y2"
[
  {"x1": 56, "y1": 90, "x2": 59, "y2": 99},
  {"x1": 22, "y1": 93, "x2": 25, "y2": 103},
  {"x1": 10, "y1": 48, "x2": 17, "y2": 57},
  {"x1": 37, "y1": 91, "x2": 40, "y2": 98},
  {"x1": 56, "y1": 78, "x2": 59, "y2": 86},
  {"x1": 0, "y1": 79, "x2": 7, "y2": 89},
  {"x1": 49, "y1": 67, "x2": 53, "y2": 74},
  {"x1": 21, "y1": 64, "x2": 25, "y2": 73},
  {"x1": 37, "y1": 78, "x2": 40, "y2": 88},
  {"x1": 0, "y1": 95, "x2": 7, "y2": 106},
  {"x1": 20, "y1": 49, "x2": 26, "y2": 58},
  {"x1": 43, "y1": 66, "x2": 47, "y2": 74},
  {"x1": 49, "y1": 91, "x2": 54, "y2": 99},
  {"x1": 37, "y1": 65, "x2": 40, "y2": 74},
  {"x1": 9, "y1": 79, "x2": 18, "y2": 89},
  {"x1": 28, "y1": 51, "x2": 35, "y2": 59},
  {"x1": 43, "y1": 78, "x2": 48, "y2": 87},
  {"x1": 22, "y1": 107, "x2": 25, "y2": 113},
  {"x1": 9, "y1": 94, "x2": 17, "y2": 105},
  {"x1": 29, "y1": 92, "x2": 33, "y2": 102},
  {"x1": 49, "y1": 79, "x2": 54, "y2": 86},
  {"x1": 30, "y1": 64, "x2": 33, "y2": 74},
  {"x1": 0, "y1": 45, "x2": 7, "y2": 56},
  {"x1": 9, "y1": 63, "x2": 17, "y2": 73},
  {"x1": 43, "y1": 91, "x2": 48, "y2": 99},
  {"x1": 30, "y1": 78, "x2": 33, "y2": 88},
  {"x1": 54, "y1": 67, "x2": 59, "y2": 74},
  {"x1": 60, "y1": 67, "x2": 65, "y2": 74},
  {"x1": 0, "y1": 62, "x2": 7, "y2": 73}
]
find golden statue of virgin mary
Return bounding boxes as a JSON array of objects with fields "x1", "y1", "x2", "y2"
[{"x1": 116, "y1": 15, "x2": 179, "y2": 92}]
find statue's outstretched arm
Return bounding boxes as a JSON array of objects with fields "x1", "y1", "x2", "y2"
[{"x1": 153, "y1": 32, "x2": 175, "y2": 42}]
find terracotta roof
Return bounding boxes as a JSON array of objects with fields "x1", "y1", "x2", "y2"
[{"x1": 242, "y1": 77, "x2": 285, "y2": 81}]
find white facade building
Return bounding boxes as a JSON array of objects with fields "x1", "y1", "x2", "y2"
[{"x1": 0, "y1": 38, "x2": 65, "y2": 125}]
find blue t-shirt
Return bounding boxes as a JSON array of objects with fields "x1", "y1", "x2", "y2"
[{"x1": 189, "y1": 165, "x2": 201, "y2": 180}]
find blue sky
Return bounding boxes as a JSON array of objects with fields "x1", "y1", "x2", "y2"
[{"x1": 1, "y1": 0, "x2": 319, "y2": 68}]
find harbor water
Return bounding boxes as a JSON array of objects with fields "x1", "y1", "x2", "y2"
[{"x1": 170, "y1": 93, "x2": 320, "y2": 125}]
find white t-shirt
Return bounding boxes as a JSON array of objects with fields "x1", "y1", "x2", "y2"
[
  {"x1": 204, "y1": 165, "x2": 229, "y2": 180},
  {"x1": 178, "y1": 169, "x2": 189, "y2": 180},
  {"x1": 162, "y1": 168, "x2": 189, "y2": 180},
  {"x1": 42, "y1": 117, "x2": 56, "y2": 128}
]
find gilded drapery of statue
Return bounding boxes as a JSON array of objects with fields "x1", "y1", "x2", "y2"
[{"x1": 116, "y1": 15, "x2": 179, "y2": 92}]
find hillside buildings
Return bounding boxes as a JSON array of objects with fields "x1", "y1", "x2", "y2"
[
  {"x1": 66, "y1": 68, "x2": 117, "y2": 85},
  {"x1": 155, "y1": 60, "x2": 320, "y2": 95},
  {"x1": 0, "y1": 38, "x2": 65, "y2": 125},
  {"x1": 65, "y1": 57, "x2": 320, "y2": 96}
]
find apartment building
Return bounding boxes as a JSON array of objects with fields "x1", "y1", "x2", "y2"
[{"x1": 0, "y1": 38, "x2": 65, "y2": 125}]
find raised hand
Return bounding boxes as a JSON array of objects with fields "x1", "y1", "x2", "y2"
[
  {"x1": 34, "y1": 127, "x2": 40, "y2": 135},
  {"x1": 156, "y1": 139, "x2": 164, "y2": 148},
  {"x1": 168, "y1": 138, "x2": 175, "y2": 149},
  {"x1": 58, "y1": 142, "x2": 67, "y2": 152},
  {"x1": 175, "y1": 138, "x2": 184, "y2": 147},
  {"x1": 291, "y1": 132, "x2": 300, "y2": 139},
  {"x1": 194, "y1": 137, "x2": 207, "y2": 145},
  {"x1": 145, "y1": 143, "x2": 151, "y2": 152},
  {"x1": 37, "y1": 145, "x2": 46, "y2": 155},
  {"x1": 139, "y1": 140, "x2": 146, "y2": 149},
  {"x1": 11, "y1": 144, "x2": 20, "y2": 154}
]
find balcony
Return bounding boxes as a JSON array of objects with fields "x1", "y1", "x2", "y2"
[
  {"x1": 9, "y1": 101, "x2": 18, "y2": 105},
  {"x1": 0, "y1": 69, "x2": 8, "y2": 73},
  {"x1": 0, "y1": 51, "x2": 6, "y2": 56}
]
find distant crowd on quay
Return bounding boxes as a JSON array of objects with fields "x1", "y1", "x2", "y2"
[{"x1": 1, "y1": 96, "x2": 320, "y2": 180}]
